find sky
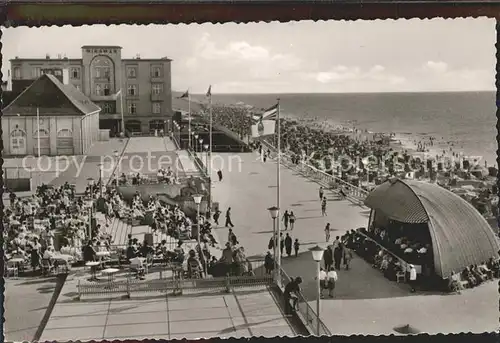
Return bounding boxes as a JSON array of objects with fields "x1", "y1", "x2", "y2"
[{"x1": 1, "y1": 19, "x2": 495, "y2": 94}]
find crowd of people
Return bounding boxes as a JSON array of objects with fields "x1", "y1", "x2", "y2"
[
  {"x1": 4, "y1": 182, "x2": 97, "y2": 276},
  {"x1": 113, "y1": 169, "x2": 180, "y2": 187}
]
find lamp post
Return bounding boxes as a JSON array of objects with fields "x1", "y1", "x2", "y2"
[
  {"x1": 203, "y1": 143, "x2": 209, "y2": 174},
  {"x1": 194, "y1": 134, "x2": 199, "y2": 153},
  {"x1": 309, "y1": 245, "x2": 325, "y2": 336},
  {"x1": 267, "y1": 206, "x2": 280, "y2": 284},
  {"x1": 191, "y1": 132, "x2": 196, "y2": 151},
  {"x1": 193, "y1": 194, "x2": 203, "y2": 276},
  {"x1": 97, "y1": 163, "x2": 103, "y2": 197},
  {"x1": 198, "y1": 138, "x2": 203, "y2": 157},
  {"x1": 87, "y1": 177, "x2": 95, "y2": 240}
]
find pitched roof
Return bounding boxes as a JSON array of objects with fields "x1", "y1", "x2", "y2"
[
  {"x1": 364, "y1": 178, "x2": 499, "y2": 278},
  {"x1": 3, "y1": 74, "x2": 100, "y2": 116}
]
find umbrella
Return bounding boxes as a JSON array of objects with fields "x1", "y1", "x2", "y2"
[{"x1": 393, "y1": 324, "x2": 421, "y2": 335}]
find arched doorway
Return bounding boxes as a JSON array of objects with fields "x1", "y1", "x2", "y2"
[
  {"x1": 125, "y1": 120, "x2": 141, "y2": 135},
  {"x1": 57, "y1": 129, "x2": 74, "y2": 155},
  {"x1": 33, "y1": 128, "x2": 50, "y2": 156},
  {"x1": 149, "y1": 120, "x2": 164, "y2": 134},
  {"x1": 10, "y1": 128, "x2": 27, "y2": 155}
]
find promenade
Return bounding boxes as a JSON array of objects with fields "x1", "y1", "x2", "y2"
[{"x1": 210, "y1": 151, "x2": 498, "y2": 335}]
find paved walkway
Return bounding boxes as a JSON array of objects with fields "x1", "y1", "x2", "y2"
[
  {"x1": 40, "y1": 274, "x2": 294, "y2": 341},
  {"x1": 176, "y1": 150, "x2": 199, "y2": 174},
  {"x1": 210, "y1": 152, "x2": 498, "y2": 335}
]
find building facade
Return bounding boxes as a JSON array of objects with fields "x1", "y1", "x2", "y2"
[
  {"x1": 10, "y1": 45, "x2": 173, "y2": 136},
  {"x1": 2, "y1": 74, "x2": 100, "y2": 156}
]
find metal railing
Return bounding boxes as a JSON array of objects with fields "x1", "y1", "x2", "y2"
[
  {"x1": 260, "y1": 140, "x2": 369, "y2": 206},
  {"x1": 279, "y1": 268, "x2": 332, "y2": 336}
]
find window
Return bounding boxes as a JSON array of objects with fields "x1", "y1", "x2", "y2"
[
  {"x1": 152, "y1": 102, "x2": 161, "y2": 114},
  {"x1": 151, "y1": 66, "x2": 162, "y2": 78},
  {"x1": 104, "y1": 84, "x2": 111, "y2": 96},
  {"x1": 128, "y1": 102, "x2": 137, "y2": 114},
  {"x1": 127, "y1": 84, "x2": 138, "y2": 96},
  {"x1": 13, "y1": 67, "x2": 21, "y2": 79},
  {"x1": 54, "y1": 69, "x2": 62, "y2": 76},
  {"x1": 71, "y1": 67, "x2": 80, "y2": 79},
  {"x1": 151, "y1": 83, "x2": 163, "y2": 95},
  {"x1": 95, "y1": 66, "x2": 110, "y2": 79},
  {"x1": 127, "y1": 66, "x2": 137, "y2": 79},
  {"x1": 95, "y1": 84, "x2": 102, "y2": 96},
  {"x1": 101, "y1": 102, "x2": 115, "y2": 114},
  {"x1": 32, "y1": 67, "x2": 42, "y2": 78}
]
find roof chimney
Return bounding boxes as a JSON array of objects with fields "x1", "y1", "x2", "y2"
[
  {"x1": 46, "y1": 54, "x2": 50, "y2": 59},
  {"x1": 136, "y1": 54, "x2": 141, "y2": 59}
]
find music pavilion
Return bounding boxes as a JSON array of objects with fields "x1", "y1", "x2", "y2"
[{"x1": 363, "y1": 178, "x2": 499, "y2": 279}]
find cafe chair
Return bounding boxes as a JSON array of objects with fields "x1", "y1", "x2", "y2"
[
  {"x1": 396, "y1": 271, "x2": 406, "y2": 283},
  {"x1": 5, "y1": 261, "x2": 19, "y2": 279}
]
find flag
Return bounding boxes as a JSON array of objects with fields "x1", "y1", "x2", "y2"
[
  {"x1": 206, "y1": 85, "x2": 212, "y2": 97},
  {"x1": 251, "y1": 103, "x2": 278, "y2": 138},
  {"x1": 178, "y1": 90, "x2": 189, "y2": 99}
]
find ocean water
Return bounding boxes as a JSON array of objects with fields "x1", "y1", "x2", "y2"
[{"x1": 210, "y1": 92, "x2": 498, "y2": 167}]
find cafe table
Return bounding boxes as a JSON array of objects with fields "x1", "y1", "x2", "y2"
[{"x1": 85, "y1": 261, "x2": 101, "y2": 281}]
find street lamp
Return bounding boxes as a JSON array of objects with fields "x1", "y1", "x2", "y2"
[
  {"x1": 97, "y1": 163, "x2": 103, "y2": 197},
  {"x1": 203, "y1": 144, "x2": 209, "y2": 172},
  {"x1": 267, "y1": 206, "x2": 280, "y2": 284},
  {"x1": 193, "y1": 194, "x2": 203, "y2": 276},
  {"x1": 191, "y1": 132, "x2": 196, "y2": 150},
  {"x1": 309, "y1": 245, "x2": 325, "y2": 336},
  {"x1": 198, "y1": 138, "x2": 203, "y2": 155},
  {"x1": 87, "y1": 177, "x2": 95, "y2": 240},
  {"x1": 194, "y1": 134, "x2": 199, "y2": 152}
]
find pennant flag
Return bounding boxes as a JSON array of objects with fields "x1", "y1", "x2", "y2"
[
  {"x1": 251, "y1": 103, "x2": 278, "y2": 138},
  {"x1": 178, "y1": 90, "x2": 189, "y2": 99},
  {"x1": 206, "y1": 85, "x2": 212, "y2": 97}
]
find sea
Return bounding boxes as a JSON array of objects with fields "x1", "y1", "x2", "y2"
[{"x1": 209, "y1": 92, "x2": 498, "y2": 168}]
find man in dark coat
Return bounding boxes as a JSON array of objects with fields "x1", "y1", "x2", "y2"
[
  {"x1": 284, "y1": 233, "x2": 293, "y2": 257},
  {"x1": 323, "y1": 245, "x2": 333, "y2": 271}
]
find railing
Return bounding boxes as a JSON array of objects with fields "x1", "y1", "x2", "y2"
[
  {"x1": 187, "y1": 149, "x2": 208, "y2": 179},
  {"x1": 260, "y1": 140, "x2": 369, "y2": 206},
  {"x1": 279, "y1": 268, "x2": 332, "y2": 336},
  {"x1": 77, "y1": 272, "x2": 273, "y2": 300}
]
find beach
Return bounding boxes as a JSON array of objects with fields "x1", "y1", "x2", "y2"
[{"x1": 204, "y1": 91, "x2": 497, "y2": 168}]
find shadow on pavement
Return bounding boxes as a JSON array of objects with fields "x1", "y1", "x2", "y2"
[{"x1": 281, "y1": 250, "x2": 444, "y2": 301}]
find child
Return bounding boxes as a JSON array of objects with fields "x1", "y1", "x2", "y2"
[{"x1": 294, "y1": 239, "x2": 300, "y2": 257}]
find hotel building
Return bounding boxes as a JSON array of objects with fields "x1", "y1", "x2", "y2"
[{"x1": 10, "y1": 45, "x2": 173, "y2": 136}]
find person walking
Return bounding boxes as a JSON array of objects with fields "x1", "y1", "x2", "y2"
[
  {"x1": 293, "y1": 238, "x2": 300, "y2": 257},
  {"x1": 213, "y1": 210, "x2": 221, "y2": 225},
  {"x1": 264, "y1": 251, "x2": 274, "y2": 275},
  {"x1": 285, "y1": 233, "x2": 292, "y2": 257},
  {"x1": 343, "y1": 245, "x2": 353, "y2": 270},
  {"x1": 217, "y1": 169, "x2": 223, "y2": 182},
  {"x1": 326, "y1": 266, "x2": 338, "y2": 298},
  {"x1": 282, "y1": 210, "x2": 290, "y2": 231},
  {"x1": 323, "y1": 245, "x2": 333, "y2": 272},
  {"x1": 324, "y1": 223, "x2": 331, "y2": 242},
  {"x1": 289, "y1": 211, "x2": 296, "y2": 230},
  {"x1": 280, "y1": 233, "x2": 285, "y2": 256},
  {"x1": 225, "y1": 207, "x2": 234, "y2": 228},
  {"x1": 409, "y1": 264, "x2": 417, "y2": 292},
  {"x1": 318, "y1": 267, "x2": 327, "y2": 299},
  {"x1": 321, "y1": 197, "x2": 327, "y2": 216},
  {"x1": 334, "y1": 243, "x2": 344, "y2": 270},
  {"x1": 319, "y1": 186, "x2": 324, "y2": 200}
]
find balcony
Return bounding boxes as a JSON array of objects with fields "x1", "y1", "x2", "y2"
[
  {"x1": 90, "y1": 94, "x2": 118, "y2": 102},
  {"x1": 150, "y1": 75, "x2": 164, "y2": 83},
  {"x1": 126, "y1": 92, "x2": 140, "y2": 100},
  {"x1": 150, "y1": 94, "x2": 164, "y2": 101}
]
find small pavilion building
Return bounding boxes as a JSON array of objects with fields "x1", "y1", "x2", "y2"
[
  {"x1": 2, "y1": 73, "x2": 100, "y2": 156},
  {"x1": 363, "y1": 178, "x2": 499, "y2": 279}
]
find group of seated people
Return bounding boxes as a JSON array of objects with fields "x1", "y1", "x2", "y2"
[
  {"x1": 449, "y1": 259, "x2": 500, "y2": 293},
  {"x1": 4, "y1": 183, "x2": 97, "y2": 276},
  {"x1": 156, "y1": 166, "x2": 179, "y2": 184}
]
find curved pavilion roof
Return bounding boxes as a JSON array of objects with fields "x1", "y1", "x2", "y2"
[{"x1": 364, "y1": 178, "x2": 499, "y2": 278}]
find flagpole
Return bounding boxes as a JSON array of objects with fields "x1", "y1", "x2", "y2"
[
  {"x1": 209, "y1": 89, "x2": 213, "y2": 214},
  {"x1": 188, "y1": 91, "x2": 191, "y2": 149},
  {"x1": 37, "y1": 107, "x2": 41, "y2": 158},
  {"x1": 276, "y1": 98, "x2": 281, "y2": 286},
  {"x1": 119, "y1": 89, "x2": 125, "y2": 135}
]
